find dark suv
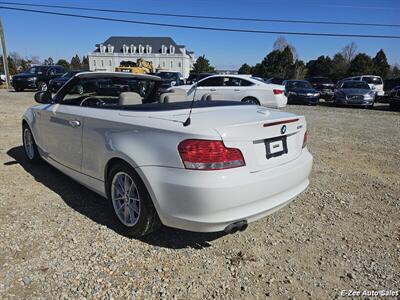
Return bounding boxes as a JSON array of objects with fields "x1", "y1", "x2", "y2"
[
  {"x1": 305, "y1": 77, "x2": 335, "y2": 100},
  {"x1": 11, "y1": 65, "x2": 65, "y2": 92}
]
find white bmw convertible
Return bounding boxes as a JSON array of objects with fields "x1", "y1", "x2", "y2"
[{"x1": 22, "y1": 72, "x2": 313, "y2": 237}]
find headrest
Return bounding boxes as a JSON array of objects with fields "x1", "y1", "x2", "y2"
[{"x1": 118, "y1": 92, "x2": 142, "y2": 106}]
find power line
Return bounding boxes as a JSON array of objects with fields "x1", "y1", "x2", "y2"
[
  {"x1": 0, "y1": 1, "x2": 399, "y2": 28},
  {"x1": 1, "y1": 5, "x2": 400, "y2": 39}
]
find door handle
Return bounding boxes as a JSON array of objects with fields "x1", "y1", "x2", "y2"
[
  {"x1": 69, "y1": 120, "x2": 81, "y2": 128},
  {"x1": 210, "y1": 89, "x2": 217, "y2": 92}
]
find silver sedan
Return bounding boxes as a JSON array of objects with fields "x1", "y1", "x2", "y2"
[{"x1": 333, "y1": 80, "x2": 375, "y2": 108}]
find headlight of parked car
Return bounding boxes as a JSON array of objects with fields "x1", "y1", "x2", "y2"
[
  {"x1": 27, "y1": 77, "x2": 37, "y2": 81},
  {"x1": 364, "y1": 92, "x2": 375, "y2": 99},
  {"x1": 314, "y1": 93, "x2": 320, "y2": 97},
  {"x1": 288, "y1": 91, "x2": 297, "y2": 96}
]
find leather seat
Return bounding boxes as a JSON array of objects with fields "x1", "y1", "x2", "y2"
[
  {"x1": 160, "y1": 88, "x2": 187, "y2": 103},
  {"x1": 118, "y1": 92, "x2": 143, "y2": 105},
  {"x1": 201, "y1": 93, "x2": 224, "y2": 101}
]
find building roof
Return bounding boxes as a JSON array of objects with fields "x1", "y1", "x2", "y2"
[
  {"x1": 76, "y1": 71, "x2": 162, "y2": 81},
  {"x1": 95, "y1": 36, "x2": 186, "y2": 54}
]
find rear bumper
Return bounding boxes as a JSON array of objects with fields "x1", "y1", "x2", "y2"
[
  {"x1": 261, "y1": 94, "x2": 287, "y2": 108},
  {"x1": 139, "y1": 149, "x2": 313, "y2": 232}
]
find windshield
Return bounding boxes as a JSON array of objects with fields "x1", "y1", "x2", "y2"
[
  {"x1": 362, "y1": 77, "x2": 383, "y2": 85},
  {"x1": 61, "y1": 76, "x2": 161, "y2": 104},
  {"x1": 62, "y1": 71, "x2": 80, "y2": 78},
  {"x1": 27, "y1": 66, "x2": 47, "y2": 74},
  {"x1": 286, "y1": 81, "x2": 312, "y2": 89},
  {"x1": 342, "y1": 81, "x2": 370, "y2": 89},
  {"x1": 157, "y1": 72, "x2": 177, "y2": 80},
  {"x1": 309, "y1": 77, "x2": 333, "y2": 84}
]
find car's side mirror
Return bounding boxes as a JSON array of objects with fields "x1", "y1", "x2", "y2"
[{"x1": 34, "y1": 91, "x2": 52, "y2": 104}]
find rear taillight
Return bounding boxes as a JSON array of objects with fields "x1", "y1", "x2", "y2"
[
  {"x1": 302, "y1": 130, "x2": 308, "y2": 148},
  {"x1": 178, "y1": 139, "x2": 245, "y2": 170},
  {"x1": 273, "y1": 89, "x2": 284, "y2": 95}
]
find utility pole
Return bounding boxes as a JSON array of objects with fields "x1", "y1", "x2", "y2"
[{"x1": 0, "y1": 17, "x2": 10, "y2": 89}]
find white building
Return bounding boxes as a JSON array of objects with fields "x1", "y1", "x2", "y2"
[{"x1": 88, "y1": 36, "x2": 195, "y2": 78}]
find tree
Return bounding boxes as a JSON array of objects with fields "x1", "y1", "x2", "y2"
[
  {"x1": 372, "y1": 49, "x2": 390, "y2": 79},
  {"x1": 292, "y1": 60, "x2": 307, "y2": 79},
  {"x1": 43, "y1": 57, "x2": 54, "y2": 65},
  {"x1": 347, "y1": 53, "x2": 374, "y2": 76},
  {"x1": 29, "y1": 56, "x2": 41, "y2": 65},
  {"x1": 390, "y1": 65, "x2": 400, "y2": 78},
  {"x1": 273, "y1": 36, "x2": 298, "y2": 60},
  {"x1": 306, "y1": 56, "x2": 333, "y2": 77},
  {"x1": 256, "y1": 46, "x2": 295, "y2": 79},
  {"x1": 330, "y1": 53, "x2": 348, "y2": 81},
  {"x1": 70, "y1": 55, "x2": 82, "y2": 70},
  {"x1": 238, "y1": 63, "x2": 253, "y2": 74},
  {"x1": 192, "y1": 55, "x2": 215, "y2": 73},
  {"x1": 7, "y1": 56, "x2": 17, "y2": 75},
  {"x1": 56, "y1": 59, "x2": 70, "y2": 71},
  {"x1": 81, "y1": 56, "x2": 89, "y2": 70},
  {"x1": 341, "y1": 42, "x2": 358, "y2": 64},
  {"x1": 20, "y1": 59, "x2": 30, "y2": 71}
]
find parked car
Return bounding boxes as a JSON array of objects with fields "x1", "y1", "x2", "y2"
[
  {"x1": 344, "y1": 75, "x2": 384, "y2": 99},
  {"x1": 265, "y1": 77, "x2": 286, "y2": 85},
  {"x1": 383, "y1": 77, "x2": 400, "y2": 100},
  {"x1": 186, "y1": 72, "x2": 216, "y2": 84},
  {"x1": 0, "y1": 73, "x2": 6, "y2": 84},
  {"x1": 305, "y1": 77, "x2": 335, "y2": 100},
  {"x1": 155, "y1": 71, "x2": 184, "y2": 93},
  {"x1": 178, "y1": 75, "x2": 287, "y2": 108},
  {"x1": 22, "y1": 72, "x2": 312, "y2": 237},
  {"x1": 49, "y1": 70, "x2": 88, "y2": 93},
  {"x1": 11, "y1": 65, "x2": 65, "y2": 92},
  {"x1": 389, "y1": 86, "x2": 400, "y2": 111},
  {"x1": 333, "y1": 80, "x2": 375, "y2": 108},
  {"x1": 284, "y1": 80, "x2": 320, "y2": 105}
]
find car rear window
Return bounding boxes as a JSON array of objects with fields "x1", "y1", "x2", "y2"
[{"x1": 362, "y1": 77, "x2": 383, "y2": 85}]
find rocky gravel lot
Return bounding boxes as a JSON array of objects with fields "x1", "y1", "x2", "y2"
[{"x1": 0, "y1": 89, "x2": 399, "y2": 299}]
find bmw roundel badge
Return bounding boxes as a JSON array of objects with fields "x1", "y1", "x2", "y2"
[{"x1": 281, "y1": 125, "x2": 287, "y2": 134}]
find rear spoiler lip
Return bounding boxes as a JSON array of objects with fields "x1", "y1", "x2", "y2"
[{"x1": 263, "y1": 118, "x2": 300, "y2": 127}]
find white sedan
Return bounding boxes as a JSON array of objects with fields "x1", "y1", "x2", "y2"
[
  {"x1": 22, "y1": 72, "x2": 312, "y2": 237},
  {"x1": 177, "y1": 74, "x2": 287, "y2": 108}
]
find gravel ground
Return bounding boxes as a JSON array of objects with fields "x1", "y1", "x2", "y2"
[{"x1": 0, "y1": 90, "x2": 399, "y2": 300}]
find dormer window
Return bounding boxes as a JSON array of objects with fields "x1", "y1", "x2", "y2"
[
  {"x1": 169, "y1": 45, "x2": 175, "y2": 54},
  {"x1": 146, "y1": 45, "x2": 152, "y2": 54},
  {"x1": 138, "y1": 44, "x2": 144, "y2": 54},
  {"x1": 99, "y1": 44, "x2": 106, "y2": 53},
  {"x1": 107, "y1": 44, "x2": 114, "y2": 53},
  {"x1": 161, "y1": 45, "x2": 167, "y2": 54},
  {"x1": 130, "y1": 44, "x2": 136, "y2": 54},
  {"x1": 122, "y1": 44, "x2": 129, "y2": 54}
]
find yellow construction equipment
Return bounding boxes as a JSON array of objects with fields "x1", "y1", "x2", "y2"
[{"x1": 115, "y1": 58, "x2": 154, "y2": 74}]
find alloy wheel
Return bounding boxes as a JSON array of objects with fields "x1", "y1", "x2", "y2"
[
  {"x1": 111, "y1": 172, "x2": 141, "y2": 227},
  {"x1": 23, "y1": 128, "x2": 35, "y2": 160}
]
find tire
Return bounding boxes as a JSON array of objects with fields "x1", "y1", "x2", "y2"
[
  {"x1": 242, "y1": 97, "x2": 260, "y2": 105},
  {"x1": 106, "y1": 162, "x2": 160, "y2": 237},
  {"x1": 22, "y1": 124, "x2": 42, "y2": 163},
  {"x1": 37, "y1": 81, "x2": 48, "y2": 92},
  {"x1": 14, "y1": 87, "x2": 24, "y2": 92}
]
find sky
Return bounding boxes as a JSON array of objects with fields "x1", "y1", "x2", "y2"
[{"x1": 1, "y1": 0, "x2": 399, "y2": 70}]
